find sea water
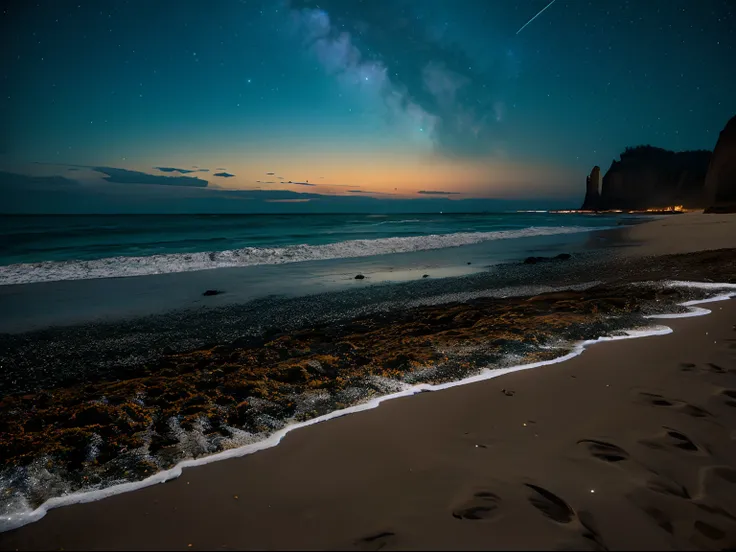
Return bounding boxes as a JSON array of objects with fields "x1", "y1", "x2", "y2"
[{"x1": 0, "y1": 212, "x2": 625, "y2": 285}]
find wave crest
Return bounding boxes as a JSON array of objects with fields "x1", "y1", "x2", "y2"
[{"x1": 0, "y1": 226, "x2": 597, "y2": 285}]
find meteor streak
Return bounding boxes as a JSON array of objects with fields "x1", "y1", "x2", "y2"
[{"x1": 516, "y1": 0, "x2": 558, "y2": 35}]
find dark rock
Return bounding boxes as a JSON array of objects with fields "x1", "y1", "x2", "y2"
[
  {"x1": 704, "y1": 114, "x2": 736, "y2": 213},
  {"x1": 596, "y1": 146, "x2": 711, "y2": 210},
  {"x1": 580, "y1": 166, "x2": 601, "y2": 210},
  {"x1": 202, "y1": 289, "x2": 224, "y2": 296},
  {"x1": 524, "y1": 254, "x2": 571, "y2": 265},
  {"x1": 354, "y1": 274, "x2": 365, "y2": 280},
  {"x1": 422, "y1": 274, "x2": 429, "y2": 278}
]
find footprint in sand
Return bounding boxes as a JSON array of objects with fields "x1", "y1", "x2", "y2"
[
  {"x1": 354, "y1": 531, "x2": 396, "y2": 551},
  {"x1": 719, "y1": 389, "x2": 736, "y2": 408},
  {"x1": 452, "y1": 491, "x2": 502, "y2": 521},
  {"x1": 636, "y1": 391, "x2": 712, "y2": 418},
  {"x1": 640, "y1": 505, "x2": 675, "y2": 535},
  {"x1": 525, "y1": 484, "x2": 576, "y2": 524},
  {"x1": 680, "y1": 362, "x2": 735, "y2": 375},
  {"x1": 577, "y1": 439, "x2": 630, "y2": 463},
  {"x1": 524, "y1": 484, "x2": 607, "y2": 550},
  {"x1": 663, "y1": 428, "x2": 700, "y2": 452},
  {"x1": 638, "y1": 427, "x2": 706, "y2": 455},
  {"x1": 706, "y1": 363, "x2": 730, "y2": 374},
  {"x1": 645, "y1": 474, "x2": 691, "y2": 500},
  {"x1": 693, "y1": 520, "x2": 726, "y2": 541}
]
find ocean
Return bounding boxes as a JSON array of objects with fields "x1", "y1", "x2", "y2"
[{"x1": 0, "y1": 212, "x2": 623, "y2": 285}]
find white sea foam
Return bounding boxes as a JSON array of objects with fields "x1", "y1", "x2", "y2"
[
  {"x1": 2, "y1": 280, "x2": 734, "y2": 533},
  {"x1": 644, "y1": 281, "x2": 736, "y2": 319},
  {"x1": 0, "y1": 225, "x2": 598, "y2": 285}
]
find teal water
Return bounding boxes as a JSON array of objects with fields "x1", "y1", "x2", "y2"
[
  {"x1": 0, "y1": 213, "x2": 623, "y2": 264},
  {"x1": 0, "y1": 212, "x2": 644, "y2": 285}
]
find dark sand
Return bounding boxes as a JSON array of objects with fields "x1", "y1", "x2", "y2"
[
  {"x1": 2, "y1": 300, "x2": 736, "y2": 550},
  {"x1": 2, "y1": 212, "x2": 736, "y2": 551}
]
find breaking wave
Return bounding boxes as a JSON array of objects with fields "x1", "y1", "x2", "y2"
[{"x1": 0, "y1": 225, "x2": 598, "y2": 285}]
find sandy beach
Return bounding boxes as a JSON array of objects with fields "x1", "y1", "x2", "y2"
[
  {"x1": 622, "y1": 212, "x2": 736, "y2": 257},
  {"x1": 1, "y1": 213, "x2": 736, "y2": 551}
]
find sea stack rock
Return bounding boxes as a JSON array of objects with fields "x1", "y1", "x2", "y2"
[
  {"x1": 704, "y1": 115, "x2": 736, "y2": 213},
  {"x1": 580, "y1": 166, "x2": 601, "y2": 210}
]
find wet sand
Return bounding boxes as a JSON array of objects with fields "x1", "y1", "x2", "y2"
[{"x1": 2, "y1": 213, "x2": 736, "y2": 550}]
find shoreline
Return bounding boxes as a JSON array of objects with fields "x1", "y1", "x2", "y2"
[
  {"x1": 0, "y1": 281, "x2": 734, "y2": 533},
  {"x1": 2, "y1": 289, "x2": 735, "y2": 549}
]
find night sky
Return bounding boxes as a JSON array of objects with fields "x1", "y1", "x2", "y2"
[{"x1": 1, "y1": 0, "x2": 735, "y2": 212}]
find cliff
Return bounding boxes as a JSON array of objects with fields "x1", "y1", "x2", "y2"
[
  {"x1": 594, "y1": 146, "x2": 711, "y2": 210},
  {"x1": 704, "y1": 115, "x2": 736, "y2": 213},
  {"x1": 580, "y1": 166, "x2": 601, "y2": 210}
]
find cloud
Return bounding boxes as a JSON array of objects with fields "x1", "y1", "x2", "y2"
[
  {"x1": 154, "y1": 167, "x2": 197, "y2": 174},
  {"x1": 213, "y1": 172, "x2": 235, "y2": 177},
  {"x1": 198, "y1": 168, "x2": 210, "y2": 172},
  {"x1": 277, "y1": 176, "x2": 285, "y2": 180},
  {"x1": 344, "y1": 188, "x2": 392, "y2": 195},
  {"x1": 288, "y1": 181, "x2": 316, "y2": 186},
  {"x1": 94, "y1": 167, "x2": 208, "y2": 187},
  {"x1": 417, "y1": 190, "x2": 461, "y2": 195},
  {"x1": 266, "y1": 172, "x2": 275, "y2": 175},
  {"x1": 36, "y1": 163, "x2": 208, "y2": 187}
]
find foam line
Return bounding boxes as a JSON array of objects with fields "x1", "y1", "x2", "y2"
[
  {"x1": 0, "y1": 225, "x2": 601, "y2": 285},
  {"x1": 644, "y1": 281, "x2": 736, "y2": 319},
  {"x1": 2, "y1": 281, "x2": 734, "y2": 532}
]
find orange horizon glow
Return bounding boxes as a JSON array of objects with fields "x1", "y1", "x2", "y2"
[
  {"x1": 8, "y1": 146, "x2": 583, "y2": 201},
  {"x1": 114, "y1": 149, "x2": 582, "y2": 199}
]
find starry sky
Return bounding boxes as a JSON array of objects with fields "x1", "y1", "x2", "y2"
[{"x1": 1, "y1": 0, "x2": 735, "y2": 213}]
